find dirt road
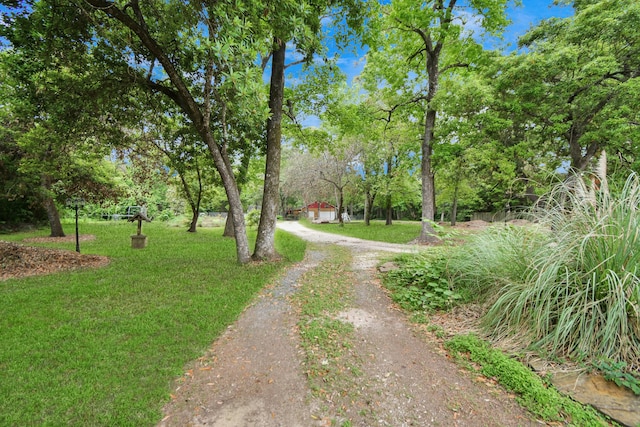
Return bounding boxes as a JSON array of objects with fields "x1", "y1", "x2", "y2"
[{"x1": 158, "y1": 222, "x2": 537, "y2": 426}]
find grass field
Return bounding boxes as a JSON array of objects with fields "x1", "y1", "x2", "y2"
[
  {"x1": 0, "y1": 221, "x2": 305, "y2": 426},
  {"x1": 299, "y1": 218, "x2": 422, "y2": 243}
]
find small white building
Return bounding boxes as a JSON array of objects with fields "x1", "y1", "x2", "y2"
[{"x1": 302, "y1": 201, "x2": 336, "y2": 221}]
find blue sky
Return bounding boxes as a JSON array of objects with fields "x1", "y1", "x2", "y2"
[
  {"x1": 315, "y1": 0, "x2": 575, "y2": 86},
  {"x1": 491, "y1": 0, "x2": 574, "y2": 49}
]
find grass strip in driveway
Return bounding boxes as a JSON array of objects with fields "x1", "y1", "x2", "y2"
[{"x1": 292, "y1": 244, "x2": 367, "y2": 425}]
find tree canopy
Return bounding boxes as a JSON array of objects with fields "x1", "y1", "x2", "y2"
[{"x1": 1, "y1": 0, "x2": 639, "y2": 251}]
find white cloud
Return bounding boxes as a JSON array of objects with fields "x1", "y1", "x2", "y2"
[{"x1": 455, "y1": 9, "x2": 485, "y2": 39}]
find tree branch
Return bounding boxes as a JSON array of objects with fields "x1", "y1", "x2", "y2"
[
  {"x1": 123, "y1": 0, "x2": 147, "y2": 30},
  {"x1": 284, "y1": 58, "x2": 306, "y2": 70},
  {"x1": 260, "y1": 52, "x2": 272, "y2": 71},
  {"x1": 378, "y1": 94, "x2": 429, "y2": 124},
  {"x1": 408, "y1": 47, "x2": 427, "y2": 65},
  {"x1": 441, "y1": 62, "x2": 469, "y2": 73},
  {"x1": 82, "y1": 0, "x2": 205, "y2": 131},
  {"x1": 145, "y1": 58, "x2": 155, "y2": 81}
]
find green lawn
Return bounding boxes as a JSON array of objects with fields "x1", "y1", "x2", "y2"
[
  {"x1": 0, "y1": 222, "x2": 305, "y2": 426},
  {"x1": 299, "y1": 218, "x2": 422, "y2": 243}
]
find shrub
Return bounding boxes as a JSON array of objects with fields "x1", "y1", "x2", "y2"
[
  {"x1": 245, "y1": 209, "x2": 261, "y2": 228},
  {"x1": 481, "y1": 161, "x2": 640, "y2": 373}
]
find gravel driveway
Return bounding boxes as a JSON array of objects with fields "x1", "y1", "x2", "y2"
[
  {"x1": 158, "y1": 222, "x2": 538, "y2": 426},
  {"x1": 276, "y1": 221, "x2": 420, "y2": 253}
]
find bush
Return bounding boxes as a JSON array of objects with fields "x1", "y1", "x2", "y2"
[
  {"x1": 481, "y1": 167, "x2": 640, "y2": 373},
  {"x1": 245, "y1": 209, "x2": 261, "y2": 228},
  {"x1": 155, "y1": 209, "x2": 175, "y2": 222}
]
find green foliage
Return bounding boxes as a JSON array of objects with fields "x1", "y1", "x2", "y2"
[
  {"x1": 595, "y1": 359, "x2": 640, "y2": 395},
  {"x1": 154, "y1": 209, "x2": 175, "y2": 222},
  {"x1": 384, "y1": 251, "x2": 462, "y2": 312},
  {"x1": 445, "y1": 334, "x2": 609, "y2": 425},
  {"x1": 0, "y1": 223, "x2": 305, "y2": 425},
  {"x1": 496, "y1": 0, "x2": 640, "y2": 170},
  {"x1": 245, "y1": 209, "x2": 261, "y2": 228},
  {"x1": 0, "y1": 2, "x2": 130, "y2": 206},
  {"x1": 463, "y1": 168, "x2": 640, "y2": 371},
  {"x1": 363, "y1": 0, "x2": 511, "y2": 233}
]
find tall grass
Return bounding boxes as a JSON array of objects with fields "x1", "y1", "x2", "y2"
[
  {"x1": 447, "y1": 224, "x2": 549, "y2": 300},
  {"x1": 475, "y1": 168, "x2": 640, "y2": 371}
]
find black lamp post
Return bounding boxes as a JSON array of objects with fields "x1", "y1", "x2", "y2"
[{"x1": 67, "y1": 197, "x2": 85, "y2": 253}]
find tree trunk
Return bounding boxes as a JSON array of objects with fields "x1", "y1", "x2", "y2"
[
  {"x1": 364, "y1": 193, "x2": 369, "y2": 226},
  {"x1": 568, "y1": 124, "x2": 599, "y2": 171},
  {"x1": 364, "y1": 189, "x2": 375, "y2": 226},
  {"x1": 200, "y1": 123, "x2": 249, "y2": 261},
  {"x1": 417, "y1": 43, "x2": 440, "y2": 243},
  {"x1": 207, "y1": 141, "x2": 250, "y2": 262},
  {"x1": 253, "y1": 39, "x2": 285, "y2": 261},
  {"x1": 41, "y1": 175, "x2": 65, "y2": 237},
  {"x1": 223, "y1": 210, "x2": 234, "y2": 237},
  {"x1": 178, "y1": 168, "x2": 201, "y2": 233},
  {"x1": 450, "y1": 175, "x2": 459, "y2": 226},
  {"x1": 385, "y1": 194, "x2": 393, "y2": 226},
  {"x1": 225, "y1": 181, "x2": 250, "y2": 262},
  {"x1": 44, "y1": 197, "x2": 64, "y2": 237},
  {"x1": 524, "y1": 185, "x2": 539, "y2": 204},
  {"x1": 279, "y1": 190, "x2": 288, "y2": 218},
  {"x1": 417, "y1": 106, "x2": 440, "y2": 242},
  {"x1": 337, "y1": 188, "x2": 344, "y2": 227},
  {"x1": 224, "y1": 151, "x2": 252, "y2": 237},
  {"x1": 188, "y1": 210, "x2": 198, "y2": 232},
  {"x1": 385, "y1": 155, "x2": 393, "y2": 226}
]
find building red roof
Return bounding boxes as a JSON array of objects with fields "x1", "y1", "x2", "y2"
[{"x1": 305, "y1": 201, "x2": 335, "y2": 209}]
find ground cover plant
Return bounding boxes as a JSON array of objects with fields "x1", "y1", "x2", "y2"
[
  {"x1": 384, "y1": 250, "x2": 463, "y2": 312},
  {"x1": 445, "y1": 334, "x2": 610, "y2": 425},
  {"x1": 299, "y1": 218, "x2": 421, "y2": 244},
  {"x1": 0, "y1": 222, "x2": 305, "y2": 426}
]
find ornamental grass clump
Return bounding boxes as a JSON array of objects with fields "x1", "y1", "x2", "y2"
[
  {"x1": 447, "y1": 224, "x2": 549, "y2": 301},
  {"x1": 482, "y1": 153, "x2": 640, "y2": 372}
]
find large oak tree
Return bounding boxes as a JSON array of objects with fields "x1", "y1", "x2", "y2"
[
  {"x1": 76, "y1": 0, "x2": 271, "y2": 263},
  {"x1": 495, "y1": 0, "x2": 640, "y2": 172},
  {"x1": 1, "y1": 2, "x2": 127, "y2": 236},
  {"x1": 366, "y1": 0, "x2": 509, "y2": 242}
]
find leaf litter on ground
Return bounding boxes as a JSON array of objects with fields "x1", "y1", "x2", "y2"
[{"x1": 0, "y1": 238, "x2": 109, "y2": 281}]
